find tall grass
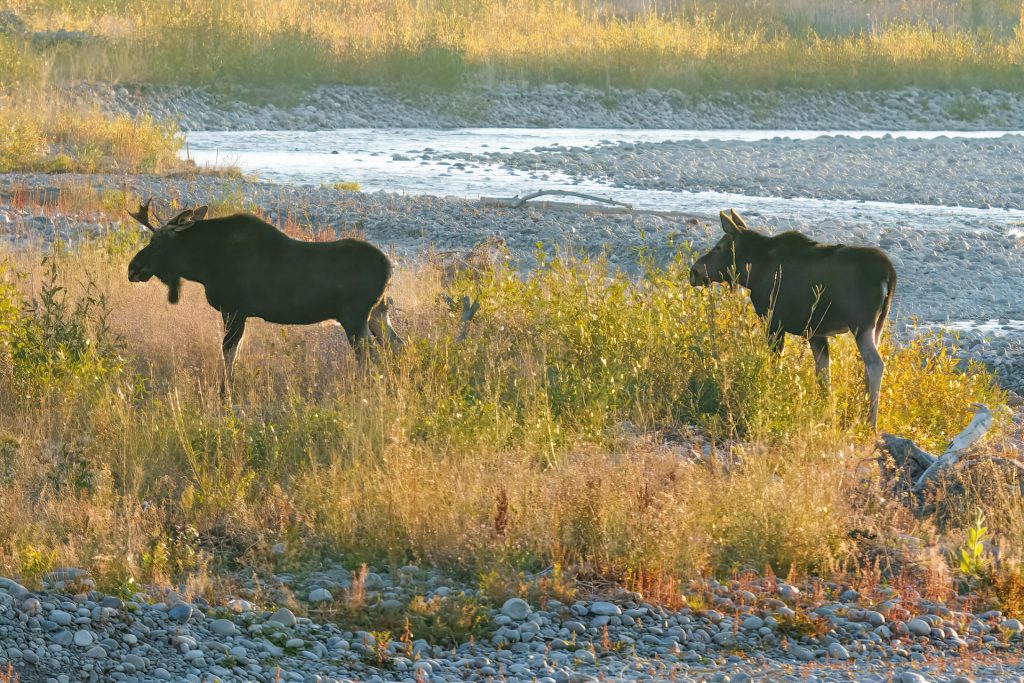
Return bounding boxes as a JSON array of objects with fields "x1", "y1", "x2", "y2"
[
  {"x1": 0, "y1": 103, "x2": 182, "y2": 173},
  {"x1": 4, "y1": 0, "x2": 1024, "y2": 93},
  {"x1": 0, "y1": 225, "x2": 1011, "y2": 593}
]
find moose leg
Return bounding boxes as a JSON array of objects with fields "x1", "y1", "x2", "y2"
[
  {"x1": 809, "y1": 336, "x2": 830, "y2": 392},
  {"x1": 368, "y1": 297, "x2": 405, "y2": 350},
  {"x1": 339, "y1": 314, "x2": 373, "y2": 361},
  {"x1": 220, "y1": 311, "x2": 247, "y2": 399},
  {"x1": 855, "y1": 328, "x2": 885, "y2": 429}
]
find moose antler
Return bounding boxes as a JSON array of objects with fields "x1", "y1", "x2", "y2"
[
  {"x1": 129, "y1": 199, "x2": 209, "y2": 233},
  {"x1": 128, "y1": 198, "x2": 161, "y2": 232}
]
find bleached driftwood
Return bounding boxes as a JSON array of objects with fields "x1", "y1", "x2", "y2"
[
  {"x1": 368, "y1": 296, "x2": 405, "y2": 350},
  {"x1": 478, "y1": 189, "x2": 699, "y2": 220},
  {"x1": 482, "y1": 189, "x2": 633, "y2": 210},
  {"x1": 877, "y1": 403, "x2": 1024, "y2": 513},
  {"x1": 912, "y1": 403, "x2": 993, "y2": 492}
]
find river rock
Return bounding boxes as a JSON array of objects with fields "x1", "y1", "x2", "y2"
[{"x1": 501, "y1": 598, "x2": 531, "y2": 621}]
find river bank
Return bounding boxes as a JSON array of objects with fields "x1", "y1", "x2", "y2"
[{"x1": 74, "y1": 82, "x2": 1024, "y2": 132}]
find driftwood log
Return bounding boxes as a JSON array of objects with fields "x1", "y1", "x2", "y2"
[
  {"x1": 478, "y1": 189, "x2": 700, "y2": 220},
  {"x1": 878, "y1": 403, "x2": 1024, "y2": 513}
]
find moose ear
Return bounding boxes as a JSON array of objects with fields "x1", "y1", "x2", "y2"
[
  {"x1": 720, "y1": 210, "x2": 740, "y2": 236},
  {"x1": 164, "y1": 208, "x2": 198, "y2": 232},
  {"x1": 191, "y1": 205, "x2": 209, "y2": 221},
  {"x1": 729, "y1": 209, "x2": 749, "y2": 230}
]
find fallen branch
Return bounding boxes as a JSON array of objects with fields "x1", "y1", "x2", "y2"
[
  {"x1": 442, "y1": 294, "x2": 481, "y2": 343},
  {"x1": 509, "y1": 189, "x2": 632, "y2": 209},
  {"x1": 912, "y1": 403, "x2": 992, "y2": 492},
  {"x1": 878, "y1": 403, "x2": 1005, "y2": 513},
  {"x1": 479, "y1": 192, "x2": 701, "y2": 220}
]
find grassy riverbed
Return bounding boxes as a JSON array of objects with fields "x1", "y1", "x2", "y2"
[{"x1": 0, "y1": 196, "x2": 1015, "y2": 604}]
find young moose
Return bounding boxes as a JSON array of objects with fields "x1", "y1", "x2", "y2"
[
  {"x1": 127, "y1": 199, "x2": 401, "y2": 393},
  {"x1": 689, "y1": 209, "x2": 896, "y2": 428}
]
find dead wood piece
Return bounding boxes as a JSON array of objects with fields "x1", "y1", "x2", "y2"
[
  {"x1": 510, "y1": 189, "x2": 632, "y2": 209},
  {"x1": 912, "y1": 403, "x2": 992, "y2": 492},
  {"x1": 442, "y1": 294, "x2": 481, "y2": 343}
]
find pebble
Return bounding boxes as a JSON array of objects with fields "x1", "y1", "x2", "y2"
[
  {"x1": 210, "y1": 618, "x2": 237, "y2": 636},
  {"x1": 501, "y1": 598, "x2": 531, "y2": 621},
  {"x1": 268, "y1": 607, "x2": 296, "y2": 627},
  {"x1": 590, "y1": 601, "x2": 621, "y2": 616},
  {"x1": 828, "y1": 642, "x2": 849, "y2": 660},
  {"x1": 908, "y1": 619, "x2": 933, "y2": 637},
  {"x1": 167, "y1": 603, "x2": 193, "y2": 623}
]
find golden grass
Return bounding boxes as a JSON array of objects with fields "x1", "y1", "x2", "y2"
[
  {"x1": 0, "y1": 99, "x2": 182, "y2": 173},
  {"x1": 0, "y1": 219, "x2": 1015, "y2": 596},
  {"x1": 3, "y1": 0, "x2": 1024, "y2": 93}
]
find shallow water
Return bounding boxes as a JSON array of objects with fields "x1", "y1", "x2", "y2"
[{"x1": 183, "y1": 127, "x2": 1024, "y2": 234}]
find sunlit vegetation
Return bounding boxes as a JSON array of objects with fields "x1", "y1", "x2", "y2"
[
  {"x1": 0, "y1": 104, "x2": 182, "y2": 173},
  {"x1": 1, "y1": 0, "x2": 1022, "y2": 93},
  {"x1": 0, "y1": 223, "x2": 1011, "y2": 595}
]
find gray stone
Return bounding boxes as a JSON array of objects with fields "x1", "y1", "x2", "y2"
[
  {"x1": 501, "y1": 598, "x2": 531, "y2": 621},
  {"x1": 50, "y1": 609, "x2": 72, "y2": 626},
  {"x1": 268, "y1": 608, "x2": 296, "y2": 628},
  {"x1": 73, "y1": 630, "x2": 94, "y2": 647},
  {"x1": 828, "y1": 642, "x2": 849, "y2": 660},
  {"x1": 900, "y1": 673, "x2": 929, "y2": 683},
  {"x1": 790, "y1": 644, "x2": 816, "y2": 661},
  {"x1": 309, "y1": 588, "x2": 332, "y2": 603},
  {"x1": 363, "y1": 572, "x2": 385, "y2": 591},
  {"x1": 589, "y1": 601, "x2": 621, "y2": 616},
  {"x1": 210, "y1": 618, "x2": 237, "y2": 637},
  {"x1": 778, "y1": 584, "x2": 800, "y2": 602},
  {"x1": 167, "y1": 603, "x2": 193, "y2": 624},
  {"x1": 741, "y1": 616, "x2": 763, "y2": 630},
  {"x1": 907, "y1": 619, "x2": 932, "y2": 637}
]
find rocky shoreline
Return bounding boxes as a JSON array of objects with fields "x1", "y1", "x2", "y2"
[
  {"x1": 72, "y1": 82, "x2": 1024, "y2": 132},
  {"x1": 3, "y1": 562, "x2": 1024, "y2": 683}
]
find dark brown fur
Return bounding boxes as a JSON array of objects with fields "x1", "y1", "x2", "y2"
[
  {"x1": 689, "y1": 209, "x2": 896, "y2": 428},
  {"x1": 128, "y1": 206, "x2": 395, "y2": 393}
]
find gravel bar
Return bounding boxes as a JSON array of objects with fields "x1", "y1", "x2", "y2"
[
  {"x1": 3, "y1": 563, "x2": 1024, "y2": 682},
  {"x1": 72, "y1": 82, "x2": 1024, "y2": 132}
]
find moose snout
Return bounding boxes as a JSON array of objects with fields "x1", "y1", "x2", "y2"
[
  {"x1": 128, "y1": 265, "x2": 152, "y2": 282},
  {"x1": 689, "y1": 265, "x2": 710, "y2": 287}
]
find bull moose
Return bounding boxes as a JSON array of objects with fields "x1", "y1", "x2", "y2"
[
  {"x1": 127, "y1": 199, "x2": 402, "y2": 394},
  {"x1": 689, "y1": 209, "x2": 896, "y2": 428}
]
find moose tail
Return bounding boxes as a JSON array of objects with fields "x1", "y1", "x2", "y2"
[{"x1": 875, "y1": 264, "x2": 897, "y2": 345}]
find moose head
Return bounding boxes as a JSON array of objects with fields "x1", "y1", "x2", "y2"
[
  {"x1": 689, "y1": 208, "x2": 751, "y2": 287},
  {"x1": 127, "y1": 198, "x2": 209, "y2": 303}
]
